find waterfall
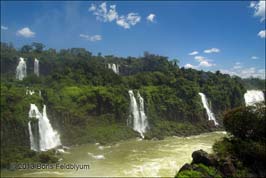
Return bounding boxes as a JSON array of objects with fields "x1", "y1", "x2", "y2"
[
  {"x1": 34, "y1": 58, "x2": 39, "y2": 76},
  {"x1": 108, "y1": 63, "x2": 119, "y2": 74},
  {"x1": 28, "y1": 104, "x2": 61, "y2": 151},
  {"x1": 16, "y1": 57, "x2": 27, "y2": 80},
  {"x1": 128, "y1": 90, "x2": 148, "y2": 138},
  {"x1": 26, "y1": 88, "x2": 35, "y2": 95},
  {"x1": 244, "y1": 90, "x2": 265, "y2": 106},
  {"x1": 39, "y1": 105, "x2": 61, "y2": 151},
  {"x1": 198, "y1": 93, "x2": 219, "y2": 126},
  {"x1": 28, "y1": 122, "x2": 38, "y2": 151}
]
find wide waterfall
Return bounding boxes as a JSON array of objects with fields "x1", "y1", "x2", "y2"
[
  {"x1": 108, "y1": 63, "x2": 119, "y2": 74},
  {"x1": 28, "y1": 104, "x2": 61, "y2": 151},
  {"x1": 16, "y1": 57, "x2": 27, "y2": 80},
  {"x1": 244, "y1": 90, "x2": 265, "y2": 106},
  {"x1": 198, "y1": 93, "x2": 219, "y2": 126},
  {"x1": 34, "y1": 58, "x2": 39, "y2": 76},
  {"x1": 128, "y1": 90, "x2": 148, "y2": 138}
]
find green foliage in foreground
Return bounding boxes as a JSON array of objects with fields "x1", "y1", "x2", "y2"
[
  {"x1": 176, "y1": 104, "x2": 266, "y2": 178},
  {"x1": 176, "y1": 164, "x2": 222, "y2": 178},
  {"x1": 223, "y1": 103, "x2": 266, "y2": 142},
  {"x1": 1, "y1": 147, "x2": 58, "y2": 169},
  {"x1": 213, "y1": 104, "x2": 266, "y2": 176}
]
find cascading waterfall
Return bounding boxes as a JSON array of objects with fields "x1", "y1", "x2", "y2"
[
  {"x1": 128, "y1": 90, "x2": 148, "y2": 138},
  {"x1": 198, "y1": 93, "x2": 219, "y2": 126},
  {"x1": 244, "y1": 90, "x2": 265, "y2": 106},
  {"x1": 16, "y1": 57, "x2": 27, "y2": 80},
  {"x1": 28, "y1": 104, "x2": 61, "y2": 151},
  {"x1": 26, "y1": 89, "x2": 35, "y2": 95},
  {"x1": 34, "y1": 58, "x2": 39, "y2": 76},
  {"x1": 39, "y1": 105, "x2": 61, "y2": 151},
  {"x1": 108, "y1": 63, "x2": 119, "y2": 74},
  {"x1": 28, "y1": 122, "x2": 37, "y2": 151}
]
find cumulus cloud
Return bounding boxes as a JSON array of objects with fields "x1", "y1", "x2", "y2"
[
  {"x1": 258, "y1": 30, "x2": 266, "y2": 38},
  {"x1": 185, "y1": 56, "x2": 215, "y2": 69},
  {"x1": 89, "y1": 2, "x2": 141, "y2": 29},
  {"x1": 116, "y1": 13, "x2": 141, "y2": 29},
  {"x1": 184, "y1": 63, "x2": 198, "y2": 69},
  {"x1": 194, "y1": 56, "x2": 215, "y2": 67},
  {"x1": 80, "y1": 34, "x2": 102, "y2": 42},
  {"x1": 251, "y1": 56, "x2": 259, "y2": 59},
  {"x1": 203, "y1": 48, "x2": 220, "y2": 54},
  {"x1": 221, "y1": 67, "x2": 265, "y2": 79},
  {"x1": 16, "y1": 27, "x2": 35, "y2": 38},
  {"x1": 146, "y1": 14, "x2": 156, "y2": 22},
  {"x1": 199, "y1": 61, "x2": 214, "y2": 67},
  {"x1": 250, "y1": 1, "x2": 265, "y2": 22},
  {"x1": 1, "y1": 25, "x2": 8, "y2": 30},
  {"x1": 188, "y1": 51, "x2": 198, "y2": 56}
]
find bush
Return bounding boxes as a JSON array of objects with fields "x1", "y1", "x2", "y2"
[
  {"x1": 176, "y1": 164, "x2": 222, "y2": 178},
  {"x1": 223, "y1": 104, "x2": 266, "y2": 141},
  {"x1": 38, "y1": 151, "x2": 58, "y2": 163}
]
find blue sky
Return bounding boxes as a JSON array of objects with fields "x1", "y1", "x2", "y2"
[{"x1": 1, "y1": 1, "x2": 265, "y2": 78}]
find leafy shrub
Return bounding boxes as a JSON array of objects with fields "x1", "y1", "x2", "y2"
[{"x1": 223, "y1": 104, "x2": 266, "y2": 141}]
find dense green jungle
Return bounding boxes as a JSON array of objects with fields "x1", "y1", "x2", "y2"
[{"x1": 1, "y1": 42, "x2": 265, "y2": 176}]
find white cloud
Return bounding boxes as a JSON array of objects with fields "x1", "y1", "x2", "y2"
[
  {"x1": 250, "y1": 1, "x2": 265, "y2": 22},
  {"x1": 116, "y1": 13, "x2": 141, "y2": 29},
  {"x1": 221, "y1": 67, "x2": 265, "y2": 79},
  {"x1": 203, "y1": 48, "x2": 220, "y2": 54},
  {"x1": 1, "y1": 25, "x2": 8, "y2": 30},
  {"x1": 89, "y1": 2, "x2": 118, "y2": 22},
  {"x1": 221, "y1": 62, "x2": 265, "y2": 79},
  {"x1": 146, "y1": 14, "x2": 156, "y2": 22},
  {"x1": 116, "y1": 16, "x2": 130, "y2": 29},
  {"x1": 89, "y1": 2, "x2": 141, "y2": 29},
  {"x1": 16, "y1": 27, "x2": 35, "y2": 38},
  {"x1": 188, "y1": 51, "x2": 198, "y2": 56},
  {"x1": 194, "y1": 56, "x2": 206, "y2": 62},
  {"x1": 258, "y1": 30, "x2": 266, "y2": 38},
  {"x1": 184, "y1": 63, "x2": 198, "y2": 69},
  {"x1": 251, "y1": 56, "x2": 259, "y2": 59},
  {"x1": 199, "y1": 60, "x2": 215, "y2": 67},
  {"x1": 80, "y1": 34, "x2": 102, "y2": 42},
  {"x1": 194, "y1": 56, "x2": 215, "y2": 67}
]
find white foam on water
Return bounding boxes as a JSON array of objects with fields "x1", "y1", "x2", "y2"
[{"x1": 88, "y1": 152, "x2": 105, "y2": 160}]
